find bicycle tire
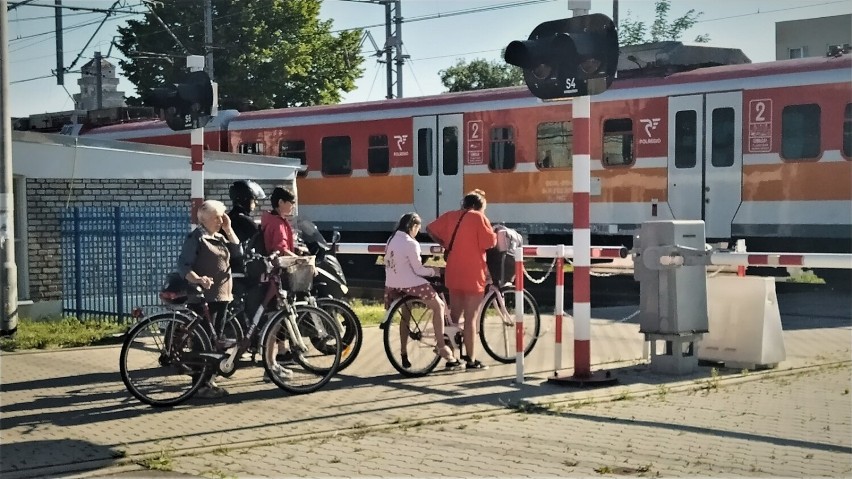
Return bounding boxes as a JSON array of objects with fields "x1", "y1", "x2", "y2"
[
  {"x1": 313, "y1": 298, "x2": 363, "y2": 372},
  {"x1": 261, "y1": 305, "x2": 341, "y2": 394},
  {"x1": 478, "y1": 286, "x2": 541, "y2": 364},
  {"x1": 120, "y1": 311, "x2": 213, "y2": 407},
  {"x1": 382, "y1": 296, "x2": 442, "y2": 377}
]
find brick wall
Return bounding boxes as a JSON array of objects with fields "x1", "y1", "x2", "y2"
[{"x1": 24, "y1": 178, "x2": 289, "y2": 303}]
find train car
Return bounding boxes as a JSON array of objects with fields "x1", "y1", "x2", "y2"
[
  {"x1": 224, "y1": 54, "x2": 852, "y2": 257},
  {"x1": 78, "y1": 109, "x2": 240, "y2": 152}
]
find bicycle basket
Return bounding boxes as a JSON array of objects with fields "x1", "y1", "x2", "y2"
[{"x1": 278, "y1": 256, "x2": 317, "y2": 293}]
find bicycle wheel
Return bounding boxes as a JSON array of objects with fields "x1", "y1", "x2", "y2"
[
  {"x1": 261, "y1": 305, "x2": 341, "y2": 394},
  {"x1": 314, "y1": 298, "x2": 363, "y2": 372},
  {"x1": 120, "y1": 311, "x2": 213, "y2": 407},
  {"x1": 479, "y1": 286, "x2": 541, "y2": 363},
  {"x1": 382, "y1": 296, "x2": 441, "y2": 377}
]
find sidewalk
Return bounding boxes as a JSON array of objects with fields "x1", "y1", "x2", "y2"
[{"x1": 1, "y1": 290, "x2": 850, "y2": 478}]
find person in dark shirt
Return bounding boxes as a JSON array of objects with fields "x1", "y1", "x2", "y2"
[{"x1": 227, "y1": 180, "x2": 267, "y2": 244}]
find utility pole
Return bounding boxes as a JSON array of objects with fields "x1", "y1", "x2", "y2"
[
  {"x1": 203, "y1": 0, "x2": 214, "y2": 80},
  {"x1": 1, "y1": 0, "x2": 20, "y2": 335},
  {"x1": 95, "y1": 51, "x2": 103, "y2": 109},
  {"x1": 54, "y1": 0, "x2": 64, "y2": 84}
]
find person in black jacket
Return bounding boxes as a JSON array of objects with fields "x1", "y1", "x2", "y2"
[{"x1": 227, "y1": 180, "x2": 267, "y2": 244}]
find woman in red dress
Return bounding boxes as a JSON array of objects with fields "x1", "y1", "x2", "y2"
[{"x1": 426, "y1": 189, "x2": 497, "y2": 370}]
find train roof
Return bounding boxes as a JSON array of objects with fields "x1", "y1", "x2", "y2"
[{"x1": 81, "y1": 54, "x2": 851, "y2": 135}]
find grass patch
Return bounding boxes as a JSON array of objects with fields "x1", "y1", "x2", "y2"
[
  {"x1": 350, "y1": 299, "x2": 386, "y2": 326},
  {"x1": 137, "y1": 448, "x2": 174, "y2": 471},
  {"x1": 786, "y1": 269, "x2": 825, "y2": 284},
  {"x1": 0, "y1": 317, "x2": 125, "y2": 352}
]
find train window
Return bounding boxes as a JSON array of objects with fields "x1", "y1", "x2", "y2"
[
  {"x1": 279, "y1": 140, "x2": 307, "y2": 177},
  {"x1": 321, "y1": 136, "x2": 352, "y2": 176},
  {"x1": 781, "y1": 104, "x2": 821, "y2": 160},
  {"x1": 490, "y1": 127, "x2": 515, "y2": 171},
  {"x1": 674, "y1": 111, "x2": 697, "y2": 168},
  {"x1": 442, "y1": 127, "x2": 459, "y2": 175},
  {"x1": 537, "y1": 122, "x2": 572, "y2": 169},
  {"x1": 239, "y1": 142, "x2": 265, "y2": 155},
  {"x1": 602, "y1": 119, "x2": 634, "y2": 166},
  {"x1": 368, "y1": 134, "x2": 390, "y2": 174},
  {"x1": 711, "y1": 108, "x2": 735, "y2": 167},
  {"x1": 417, "y1": 128, "x2": 433, "y2": 176},
  {"x1": 843, "y1": 104, "x2": 852, "y2": 158}
]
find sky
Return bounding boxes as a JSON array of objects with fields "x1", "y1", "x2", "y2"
[{"x1": 6, "y1": 0, "x2": 852, "y2": 118}]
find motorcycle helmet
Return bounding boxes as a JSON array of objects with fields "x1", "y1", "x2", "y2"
[{"x1": 229, "y1": 180, "x2": 267, "y2": 211}]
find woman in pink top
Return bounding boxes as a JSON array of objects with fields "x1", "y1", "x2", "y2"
[
  {"x1": 385, "y1": 213, "x2": 458, "y2": 368},
  {"x1": 261, "y1": 186, "x2": 299, "y2": 256}
]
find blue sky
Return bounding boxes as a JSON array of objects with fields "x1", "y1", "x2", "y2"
[{"x1": 7, "y1": 0, "x2": 851, "y2": 117}]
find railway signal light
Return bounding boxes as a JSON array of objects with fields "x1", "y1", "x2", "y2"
[
  {"x1": 144, "y1": 71, "x2": 214, "y2": 131},
  {"x1": 504, "y1": 13, "x2": 619, "y2": 99}
]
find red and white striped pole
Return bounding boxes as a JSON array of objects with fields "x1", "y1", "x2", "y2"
[
  {"x1": 572, "y1": 95, "x2": 592, "y2": 379},
  {"x1": 514, "y1": 246, "x2": 525, "y2": 384},
  {"x1": 190, "y1": 127, "x2": 204, "y2": 226},
  {"x1": 554, "y1": 244, "x2": 565, "y2": 371}
]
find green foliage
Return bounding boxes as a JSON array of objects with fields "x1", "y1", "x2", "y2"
[
  {"x1": 115, "y1": 0, "x2": 364, "y2": 110},
  {"x1": 350, "y1": 299, "x2": 385, "y2": 326},
  {"x1": 618, "y1": 0, "x2": 710, "y2": 46},
  {"x1": 439, "y1": 58, "x2": 524, "y2": 93},
  {"x1": 0, "y1": 317, "x2": 125, "y2": 352}
]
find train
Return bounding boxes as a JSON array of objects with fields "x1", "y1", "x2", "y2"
[{"x1": 77, "y1": 52, "x2": 852, "y2": 264}]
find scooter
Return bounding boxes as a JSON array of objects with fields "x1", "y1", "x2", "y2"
[{"x1": 295, "y1": 218, "x2": 349, "y2": 300}]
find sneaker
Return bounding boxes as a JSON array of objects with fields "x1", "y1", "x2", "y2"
[
  {"x1": 263, "y1": 364, "x2": 294, "y2": 383},
  {"x1": 401, "y1": 355, "x2": 412, "y2": 369},
  {"x1": 196, "y1": 384, "x2": 228, "y2": 399},
  {"x1": 465, "y1": 359, "x2": 488, "y2": 371},
  {"x1": 276, "y1": 351, "x2": 296, "y2": 365},
  {"x1": 445, "y1": 360, "x2": 462, "y2": 370}
]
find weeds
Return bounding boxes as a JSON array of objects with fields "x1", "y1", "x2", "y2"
[
  {"x1": 0, "y1": 317, "x2": 125, "y2": 352},
  {"x1": 137, "y1": 447, "x2": 174, "y2": 471}
]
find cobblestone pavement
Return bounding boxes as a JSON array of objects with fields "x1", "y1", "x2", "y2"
[
  {"x1": 1, "y1": 290, "x2": 850, "y2": 478},
  {"x1": 105, "y1": 364, "x2": 852, "y2": 478}
]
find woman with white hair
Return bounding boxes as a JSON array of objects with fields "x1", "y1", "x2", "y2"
[{"x1": 176, "y1": 199, "x2": 241, "y2": 399}]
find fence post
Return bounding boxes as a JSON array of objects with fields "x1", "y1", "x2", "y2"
[
  {"x1": 114, "y1": 206, "x2": 124, "y2": 322},
  {"x1": 514, "y1": 246, "x2": 525, "y2": 384},
  {"x1": 73, "y1": 207, "x2": 82, "y2": 320},
  {"x1": 554, "y1": 244, "x2": 565, "y2": 372}
]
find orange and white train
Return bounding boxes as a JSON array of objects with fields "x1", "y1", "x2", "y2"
[{"x1": 81, "y1": 54, "x2": 852, "y2": 255}]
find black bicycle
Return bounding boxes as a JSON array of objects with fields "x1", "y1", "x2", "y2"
[{"x1": 119, "y1": 255, "x2": 342, "y2": 407}]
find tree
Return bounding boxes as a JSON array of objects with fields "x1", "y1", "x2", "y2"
[
  {"x1": 618, "y1": 0, "x2": 710, "y2": 46},
  {"x1": 115, "y1": 0, "x2": 364, "y2": 110},
  {"x1": 439, "y1": 58, "x2": 524, "y2": 93}
]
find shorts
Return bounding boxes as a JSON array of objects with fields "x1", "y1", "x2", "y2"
[{"x1": 384, "y1": 283, "x2": 438, "y2": 309}]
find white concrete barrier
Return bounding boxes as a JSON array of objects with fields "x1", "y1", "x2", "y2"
[{"x1": 697, "y1": 276, "x2": 786, "y2": 369}]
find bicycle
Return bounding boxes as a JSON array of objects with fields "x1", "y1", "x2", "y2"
[
  {"x1": 381, "y1": 273, "x2": 540, "y2": 377},
  {"x1": 119, "y1": 254, "x2": 342, "y2": 407}
]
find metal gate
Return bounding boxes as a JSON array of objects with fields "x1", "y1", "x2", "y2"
[{"x1": 60, "y1": 207, "x2": 188, "y2": 321}]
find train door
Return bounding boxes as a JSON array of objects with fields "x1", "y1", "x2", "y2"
[
  {"x1": 412, "y1": 114, "x2": 464, "y2": 225},
  {"x1": 667, "y1": 92, "x2": 742, "y2": 239}
]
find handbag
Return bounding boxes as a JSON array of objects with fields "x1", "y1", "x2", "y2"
[{"x1": 443, "y1": 210, "x2": 469, "y2": 262}]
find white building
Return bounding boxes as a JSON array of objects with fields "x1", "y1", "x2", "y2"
[
  {"x1": 73, "y1": 54, "x2": 127, "y2": 111},
  {"x1": 776, "y1": 14, "x2": 852, "y2": 60}
]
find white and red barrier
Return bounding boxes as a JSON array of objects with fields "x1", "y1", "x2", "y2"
[
  {"x1": 710, "y1": 252, "x2": 852, "y2": 270},
  {"x1": 336, "y1": 242, "x2": 628, "y2": 260},
  {"x1": 514, "y1": 248, "x2": 525, "y2": 384}
]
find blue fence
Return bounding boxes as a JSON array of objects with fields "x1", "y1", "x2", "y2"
[{"x1": 60, "y1": 207, "x2": 189, "y2": 321}]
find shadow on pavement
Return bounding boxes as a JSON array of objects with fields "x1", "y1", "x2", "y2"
[{"x1": 0, "y1": 439, "x2": 120, "y2": 478}]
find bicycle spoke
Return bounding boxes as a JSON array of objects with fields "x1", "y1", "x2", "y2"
[
  {"x1": 383, "y1": 297, "x2": 441, "y2": 376},
  {"x1": 120, "y1": 313, "x2": 212, "y2": 407}
]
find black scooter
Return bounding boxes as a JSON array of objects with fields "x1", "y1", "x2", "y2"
[
  {"x1": 295, "y1": 218, "x2": 363, "y2": 371},
  {"x1": 296, "y1": 218, "x2": 348, "y2": 300}
]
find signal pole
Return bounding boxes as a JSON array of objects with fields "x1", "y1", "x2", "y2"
[
  {"x1": 1, "y1": 0, "x2": 20, "y2": 335},
  {"x1": 187, "y1": 55, "x2": 205, "y2": 227}
]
